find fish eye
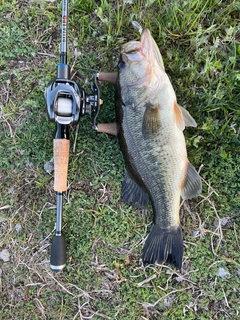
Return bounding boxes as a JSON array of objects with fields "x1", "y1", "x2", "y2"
[{"x1": 118, "y1": 61, "x2": 125, "y2": 69}]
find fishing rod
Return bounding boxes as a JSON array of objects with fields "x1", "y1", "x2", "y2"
[{"x1": 44, "y1": 0, "x2": 101, "y2": 272}]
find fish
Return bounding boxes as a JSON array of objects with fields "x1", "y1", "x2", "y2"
[{"x1": 115, "y1": 27, "x2": 202, "y2": 269}]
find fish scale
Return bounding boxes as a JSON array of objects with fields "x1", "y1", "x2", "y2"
[{"x1": 121, "y1": 105, "x2": 182, "y2": 228}]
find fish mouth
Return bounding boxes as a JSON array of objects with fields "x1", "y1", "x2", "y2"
[
  {"x1": 121, "y1": 40, "x2": 142, "y2": 59},
  {"x1": 121, "y1": 28, "x2": 165, "y2": 70},
  {"x1": 119, "y1": 28, "x2": 165, "y2": 108},
  {"x1": 121, "y1": 29, "x2": 151, "y2": 54},
  {"x1": 140, "y1": 29, "x2": 165, "y2": 70}
]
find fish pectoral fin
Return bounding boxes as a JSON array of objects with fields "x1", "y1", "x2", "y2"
[
  {"x1": 121, "y1": 170, "x2": 149, "y2": 208},
  {"x1": 181, "y1": 162, "x2": 202, "y2": 200},
  {"x1": 179, "y1": 104, "x2": 197, "y2": 128},
  {"x1": 142, "y1": 103, "x2": 161, "y2": 137},
  {"x1": 174, "y1": 103, "x2": 197, "y2": 131}
]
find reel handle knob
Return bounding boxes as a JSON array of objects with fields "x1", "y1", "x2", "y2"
[{"x1": 50, "y1": 235, "x2": 66, "y2": 272}]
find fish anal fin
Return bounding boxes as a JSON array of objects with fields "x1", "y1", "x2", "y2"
[
  {"x1": 181, "y1": 162, "x2": 202, "y2": 200},
  {"x1": 142, "y1": 103, "x2": 161, "y2": 137},
  {"x1": 174, "y1": 102, "x2": 197, "y2": 131},
  {"x1": 121, "y1": 171, "x2": 149, "y2": 208},
  {"x1": 142, "y1": 224, "x2": 183, "y2": 270}
]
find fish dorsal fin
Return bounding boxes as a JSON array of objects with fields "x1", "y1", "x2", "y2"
[
  {"x1": 174, "y1": 102, "x2": 197, "y2": 131},
  {"x1": 181, "y1": 162, "x2": 202, "y2": 200},
  {"x1": 142, "y1": 103, "x2": 161, "y2": 137}
]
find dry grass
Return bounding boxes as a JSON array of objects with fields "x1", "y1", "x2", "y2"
[{"x1": 0, "y1": 0, "x2": 239, "y2": 319}]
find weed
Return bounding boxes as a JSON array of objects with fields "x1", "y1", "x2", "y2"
[{"x1": 0, "y1": 0, "x2": 239, "y2": 319}]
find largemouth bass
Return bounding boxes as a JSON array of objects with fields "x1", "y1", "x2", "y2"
[{"x1": 115, "y1": 28, "x2": 202, "y2": 269}]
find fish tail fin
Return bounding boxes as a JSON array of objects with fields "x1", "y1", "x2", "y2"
[{"x1": 142, "y1": 224, "x2": 183, "y2": 270}]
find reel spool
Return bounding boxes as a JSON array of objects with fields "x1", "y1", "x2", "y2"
[{"x1": 45, "y1": 78, "x2": 83, "y2": 125}]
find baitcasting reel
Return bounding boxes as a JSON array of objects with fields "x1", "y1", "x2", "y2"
[{"x1": 45, "y1": 63, "x2": 100, "y2": 126}]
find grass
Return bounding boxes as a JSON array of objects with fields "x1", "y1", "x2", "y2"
[{"x1": 0, "y1": 0, "x2": 239, "y2": 319}]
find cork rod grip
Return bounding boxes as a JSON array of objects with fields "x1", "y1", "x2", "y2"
[
  {"x1": 98, "y1": 72, "x2": 117, "y2": 85},
  {"x1": 54, "y1": 139, "x2": 70, "y2": 192},
  {"x1": 97, "y1": 123, "x2": 118, "y2": 136}
]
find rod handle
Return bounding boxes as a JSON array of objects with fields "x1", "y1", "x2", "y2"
[
  {"x1": 50, "y1": 235, "x2": 66, "y2": 272},
  {"x1": 54, "y1": 139, "x2": 70, "y2": 192},
  {"x1": 97, "y1": 72, "x2": 117, "y2": 85},
  {"x1": 96, "y1": 123, "x2": 118, "y2": 136}
]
